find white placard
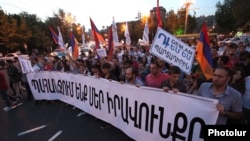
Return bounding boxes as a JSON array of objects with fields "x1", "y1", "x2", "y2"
[
  {"x1": 150, "y1": 27, "x2": 195, "y2": 74},
  {"x1": 18, "y1": 56, "x2": 34, "y2": 73},
  {"x1": 96, "y1": 48, "x2": 107, "y2": 57}
]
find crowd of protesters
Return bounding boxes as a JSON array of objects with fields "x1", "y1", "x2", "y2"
[{"x1": 1, "y1": 38, "x2": 250, "y2": 125}]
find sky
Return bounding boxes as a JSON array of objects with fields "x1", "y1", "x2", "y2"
[{"x1": 0, "y1": 0, "x2": 220, "y2": 30}]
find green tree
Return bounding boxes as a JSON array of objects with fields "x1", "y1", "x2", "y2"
[
  {"x1": 165, "y1": 10, "x2": 178, "y2": 34},
  {"x1": 215, "y1": 0, "x2": 250, "y2": 34},
  {"x1": 231, "y1": 0, "x2": 250, "y2": 31},
  {"x1": 0, "y1": 9, "x2": 11, "y2": 52},
  {"x1": 215, "y1": 0, "x2": 235, "y2": 34}
]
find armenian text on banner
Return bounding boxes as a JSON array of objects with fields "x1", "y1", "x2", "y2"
[
  {"x1": 27, "y1": 71, "x2": 218, "y2": 141},
  {"x1": 150, "y1": 27, "x2": 195, "y2": 74}
]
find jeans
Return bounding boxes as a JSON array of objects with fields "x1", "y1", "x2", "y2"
[{"x1": 0, "y1": 89, "x2": 11, "y2": 107}]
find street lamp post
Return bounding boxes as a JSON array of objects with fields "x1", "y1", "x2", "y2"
[{"x1": 184, "y1": 0, "x2": 193, "y2": 34}]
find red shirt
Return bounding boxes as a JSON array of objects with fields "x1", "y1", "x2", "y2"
[
  {"x1": 0, "y1": 72, "x2": 8, "y2": 90},
  {"x1": 145, "y1": 72, "x2": 170, "y2": 88},
  {"x1": 43, "y1": 64, "x2": 54, "y2": 71}
]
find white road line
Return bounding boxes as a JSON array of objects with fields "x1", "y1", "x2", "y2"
[
  {"x1": 48, "y1": 130, "x2": 63, "y2": 141},
  {"x1": 77, "y1": 112, "x2": 86, "y2": 117},
  {"x1": 18, "y1": 124, "x2": 48, "y2": 136},
  {"x1": 6, "y1": 103, "x2": 23, "y2": 111}
]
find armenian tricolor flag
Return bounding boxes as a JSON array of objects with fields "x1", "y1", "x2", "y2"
[
  {"x1": 48, "y1": 26, "x2": 58, "y2": 44},
  {"x1": 107, "y1": 25, "x2": 113, "y2": 61},
  {"x1": 70, "y1": 32, "x2": 79, "y2": 60},
  {"x1": 195, "y1": 22, "x2": 213, "y2": 80},
  {"x1": 90, "y1": 18, "x2": 105, "y2": 50}
]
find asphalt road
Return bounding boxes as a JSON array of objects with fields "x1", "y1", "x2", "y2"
[{"x1": 0, "y1": 69, "x2": 133, "y2": 141}]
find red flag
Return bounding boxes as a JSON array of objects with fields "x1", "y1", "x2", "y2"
[
  {"x1": 90, "y1": 18, "x2": 105, "y2": 50},
  {"x1": 70, "y1": 32, "x2": 79, "y2": 60},
  {"x1": 195, "y1": 22, "x2": 213, "y2": 80},
  {"x1": 107, "y1": 25, "x2": 114, "y2": 62},
  {"x1": 48, "y1": 26, "x2": 58, "y2": 44},
  {"x1": 157, "y1": 0, "x2": 162, "y2": 27}
]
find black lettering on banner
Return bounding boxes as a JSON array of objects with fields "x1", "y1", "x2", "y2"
[
  {"x1": 129, "y1": 101, "x2": 139, "y2": 128},
  {"x1": 107, "y1": 93, "x2": 123, "y2": 115},
  {"x1": 65, "y1": 81, "x2": 71, "y2": 96},
  {"x1": 50, "y1": 79, "x2": 57, "y2": 93},
  {"x1": 158, "y1": 107, "x2": 171, "y2": 138},
  {"x1": 70, "y1": 81, "x2": 74, "y2": 97},
  {"x1": 57, "y1": 80, "x2": 63, "y2": 94},
  {"x1": 43, "y1": 79, "x2": 50, "y2": 93},
  {"x1": 97, "y1": 90, "x2": 104, "y2": 110},
  {"x1": 107, "y1": 92, "x2": 113, "y2": 113},
  {"x1": 39, "y1": 79, "x2": 45, "y2": 93},
  {"x1": 83, "y1": 85, "x2": 88, "y2": 102},
  {"x1": 171, "y1": 112, "x2": 187, "y2": 141},
  {"x1": 75, "y1": 82, "x2": 81, "y2": 100},
  {"x1": 113, "y1": 95, "x2": 121, "y2": 117},
  {"x1": 31, "y1": 80, "x2": 40, "y2": 92},
  {"x1": 149, "y1": 105, "x2": 159, "y2": 133},
  {"x1": 89, "y1": 87, "x2": 103, "y2": 110},
  {"x1": 120, "y1": 96, "x2": 129, "y2": 124},
  {"x1": 138, "y1": 103, "x2": 150, "y2": 131},
  {"x1": 188, "y1": 117, "x2": 205, "y2": 141}
]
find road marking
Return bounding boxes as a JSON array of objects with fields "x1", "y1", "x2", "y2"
[
  {"x1": 5, "y1": 103, "x2": 23, "y2": 111},
  {"x1": 48, "y1": 130, "x2": 63, "y2": 141},
  {"x1": 77, "y1": 112, "x2": 86, "y2": 117},
  {"x1": 17, "y1": 124, "x2": 48, "y2": 136}
]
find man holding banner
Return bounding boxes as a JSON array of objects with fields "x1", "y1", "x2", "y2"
[
  {"x1": 197, "y1": 66, "x2": 242, "y2": 125},
  {"x1": 145, "y1": 61, "x2": 170, "y2": 88},
  {"x1": 161, "y1": 66, "x2": 187, "y2": 93}
]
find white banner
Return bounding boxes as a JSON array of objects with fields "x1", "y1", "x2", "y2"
[
  {"x1": 142, "y1": 21, "x2": 149, "y2": 45},
  {"x1": 124, "y1": 22, "x2": 131, "y2": 46},
  {"x1": 58, "y1": 27, "x2": 65, "y2": 48},
  {"x1": 96, "y1": 48, "x2": 107, "y2": 57},
  {"x1": 27, "y1": 72, "x2": 218, "y2": 141},
  {"x1": 150, "y1": 27, "x2": 195, "y2": 74},
  {"x1": 18, "y1": 56, "x2": 34, "y2": 73},
  {"x1": 112, "y1": 17, "x2": 120, "y2": 47}
]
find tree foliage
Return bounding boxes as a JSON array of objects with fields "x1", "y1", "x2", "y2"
[{"x1": 215, "y1": 0, "x2": 250, "y2": 34}]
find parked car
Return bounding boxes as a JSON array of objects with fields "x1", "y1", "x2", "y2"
[{"x1": 0, "y1": 53, "x2": 29, "y2": 62}]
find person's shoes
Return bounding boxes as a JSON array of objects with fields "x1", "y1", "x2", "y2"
[
  {"x1": 100, "y1": 124, "x2": 111, "y2": 129},
  {"x1": 3, "y1": 106, "x2": 11, "y2": 111}
]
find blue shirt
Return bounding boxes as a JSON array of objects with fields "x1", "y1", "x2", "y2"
[{"x1": 197, "y1": 82, "x2": 242, "y2": 125}]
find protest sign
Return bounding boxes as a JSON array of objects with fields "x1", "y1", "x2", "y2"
[
  {"x1": 96, "y1": 48, "x2": 107, "y2": 57},
  {"x1": 18, "y1": 56, "x2": 34, "y2": 73},
  {"x1": 150, "y1": 27, "x2": 195, "y2": 74}
]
